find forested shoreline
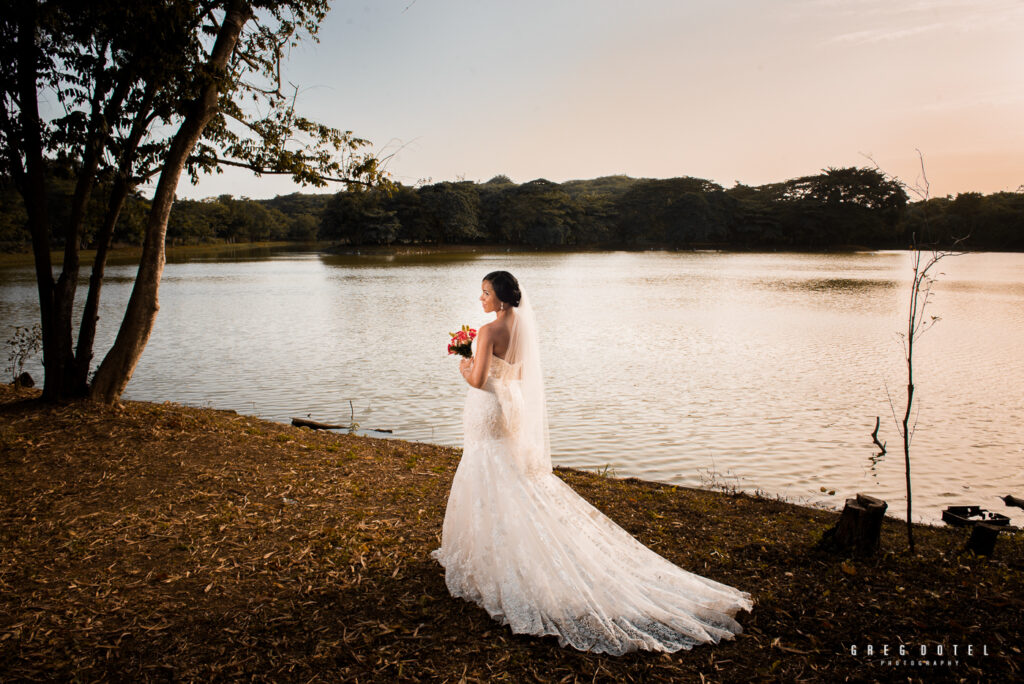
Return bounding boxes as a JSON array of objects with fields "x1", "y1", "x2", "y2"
[{"x1": 3, "y1": 167, "x2": 1022, "y2": 252}]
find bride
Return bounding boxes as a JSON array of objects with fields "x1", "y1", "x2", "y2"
[{"x1": 431, "y1": 271, "x2": 752, "y2": 655}]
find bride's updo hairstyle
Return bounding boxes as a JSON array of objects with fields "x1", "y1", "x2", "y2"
[{"x1": 484, "y1": 271, "x2": 522, "y2": 308}]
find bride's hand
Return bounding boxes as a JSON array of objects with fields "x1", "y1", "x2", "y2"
[{"x1": 459, "y1": 357, "x2": 473, "y2": 375}]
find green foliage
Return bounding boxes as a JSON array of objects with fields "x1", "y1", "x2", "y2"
[
  {"x1": 0, "y1": 169, "x2": 152, "y2": 248},
  {"x1": 320, "y1": 187, "x2": 399, "y2": 245},
  {"x1": 1, "y1": 0, "x2": 386, "y2": 246},
  {"x1": 418, "y1": 182, "x2": 483, "y2": 243},
  {"x1": 3, "y1": 166, "x2": 1021, "y2": 252},
  {"x1": 187, "y1": 1, "x2": 386, "y2": 190},
  {"x1": 324, "y1": 170, "x2": 1013, "y2": 249},
  {"x1": 164, "y1": 193, "x2": 333, "y2": 245},
  {"x1": 1, "y1": 0, "x2": 391, "y2": 401},
  {"x1": 777, "y1": 167, "x2": 908, "y2": 246},
  {"x1": 0, "y1": 186, "x2": 29, "y2": 250},
  {"x1": 560, "y1": 175, "x2": 639, "y2": 200},
  {"x1": 489, "y1": 179, "x2": 579, "y2": 246},
  {"x1": 614, "y1": 177, "x2": 730, "y2": 245},
  {"x1": 5, "y1": 324, "x2": 41, "y2": 384},
  {"x1": 901, "y1": 191, "x2": 1024, "y2": 250}
]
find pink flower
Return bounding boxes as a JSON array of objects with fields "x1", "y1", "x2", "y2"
[{"x1": 447, "y1": 325, "x2": 477, "y2": 358}]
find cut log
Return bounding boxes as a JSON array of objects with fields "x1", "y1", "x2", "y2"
[
  {"x1": 817, "y1": 494, "x2": 888, "y2": 556},
  {"x1": 965, "y1": 523, "x2": 1002, "y2": 556},
  {"x1": 291, "y1": 417, "x2": 343, "y2": 430}
]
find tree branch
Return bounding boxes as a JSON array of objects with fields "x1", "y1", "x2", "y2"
[
  {"x1": 200, "y1": 155, "x2": 375, "y2": 186},
  {"x1": 871, "y1": 416, "x2": 886, "y2": 455}
]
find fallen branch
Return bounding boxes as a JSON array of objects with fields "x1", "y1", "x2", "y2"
[
  {"x1": 1001, "y1": 495, "x2": 1024, "y2": 510},
  {"x1": 291, "y1": 417, "x2": 343, "y2": 430}
]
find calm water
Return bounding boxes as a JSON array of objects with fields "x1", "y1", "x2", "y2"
[{"x1": 2, "y1": 248, "x2": 1023, "y2": 525}]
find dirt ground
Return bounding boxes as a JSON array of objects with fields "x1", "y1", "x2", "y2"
[{"x1": 1, "y1": 384, "x2": 1021, "y2": 682}]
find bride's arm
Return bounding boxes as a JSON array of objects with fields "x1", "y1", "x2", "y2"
[{"x1": 460, "y1": 325, "x2": 493, "y2": 389}]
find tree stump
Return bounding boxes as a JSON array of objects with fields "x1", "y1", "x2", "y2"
[
  {"x1": 965, "y1": 523, "x2": 1001, "y2": 556},
  {"x1": 817, "y1": 494, "x2": 888, "y2": 556}
]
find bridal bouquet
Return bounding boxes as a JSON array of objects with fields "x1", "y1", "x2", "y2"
[{"x1": 447, "y1": 325, "x2": 476, "y2": 358}]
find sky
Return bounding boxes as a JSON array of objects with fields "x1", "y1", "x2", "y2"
[{"x1": 176, "y1": 0, "x2": 1024, "y2": 201}]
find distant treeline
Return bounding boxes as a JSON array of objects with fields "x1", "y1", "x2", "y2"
[
  {"x1": 0, "y1": 172, "x2": 326, "y2": 250},
  {"x1": 2, "y1": 167, "x2": 1022, "y2": 251}
]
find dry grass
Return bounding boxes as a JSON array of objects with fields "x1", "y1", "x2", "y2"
[{"x1": 1, "y1": 384, "x2": 1021, "y2": 682}]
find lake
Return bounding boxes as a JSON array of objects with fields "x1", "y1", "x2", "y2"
[{"x1": 2, "y1": 247, "x2": 1022, "y2": 525}]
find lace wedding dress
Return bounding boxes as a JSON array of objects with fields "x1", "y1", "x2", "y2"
[{"x1": 432, "y1": 295, "x2": 752, "y2": 655}]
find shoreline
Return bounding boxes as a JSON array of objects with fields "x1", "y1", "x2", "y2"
[
  {"x1": 4, "y1": 240, "x2": 999, "y2": 269},
  {"x1": 0, "y1": 240, "x2": 311, "y2": 267},
  {"x1": 119, "y1": 395, "x2": 991, "y2": 532},
  {"x1": 1, "y1": 384, "x2": 1021, "y2": 681}
]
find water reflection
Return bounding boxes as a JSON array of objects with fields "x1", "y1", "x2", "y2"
[
  {"x1": 1, "y1": 248, "x2": 1022, "y2": 526},
  {"x1": 166, "y1": 242, "x2": 317, "y2": 264},
  {"x1": 782, "y1": 277, "x2": 898, "y2": 293}
]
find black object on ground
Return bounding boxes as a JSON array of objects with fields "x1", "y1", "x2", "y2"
[{"x1": 942, "y1": 505, "x2": 1011, "y2": 527}]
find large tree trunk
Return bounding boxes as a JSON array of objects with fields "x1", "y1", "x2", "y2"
[
  {"x1": 73, "y1": 84, "x2": 156, "y2": 394},
  {"x1": 89, "y1": 0, "x2": 253, "y2": 404},
  {"x1": 15, "y1": 11, "x2": 127, "y2": 401},
  {"x1": 51, "y1": 107, "x2": 101, "y2": 397},
  {"x1": 15, "y1": 8, "x2": 58, "y2": 400},
  {"x1": 72, "y1": 174, "x2": 130, "y2": 393},
  {"x1": 61, "y1": 67, "x2": 134, "y2": 396}
]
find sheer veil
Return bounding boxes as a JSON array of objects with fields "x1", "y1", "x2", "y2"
[{"x1": 503, "y1": 292, "x2": 552, "y2": 477}]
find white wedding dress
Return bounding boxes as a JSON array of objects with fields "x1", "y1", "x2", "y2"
[{"x1": 432, "y1": 296, "x2": 752, "y2": 655}]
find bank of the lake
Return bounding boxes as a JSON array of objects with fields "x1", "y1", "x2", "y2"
[
  {"x1": 1, "y1": 384, "x2": 1020, "y2": 682},
  {"x1": 0, "y1": 240, "x2": 314, "y2": 268},
  {"x1": 0, "y1": 239, "x2": 943, "y2": 269}
]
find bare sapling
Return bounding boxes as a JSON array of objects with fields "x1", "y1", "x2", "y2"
[{"x1": 886, "y1": 151, "x2": 965, "y2": 552}]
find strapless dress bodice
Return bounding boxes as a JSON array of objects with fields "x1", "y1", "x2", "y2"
[{"x1": 488, "y1": 354, "x2": 520, "y2": 382}]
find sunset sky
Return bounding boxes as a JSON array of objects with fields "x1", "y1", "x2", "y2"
[{"x1": 178, "y1": 0, "x2": 1024, "y2": 200}]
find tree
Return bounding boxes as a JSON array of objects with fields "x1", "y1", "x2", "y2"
[
  {"x1": 491, "y1": 179, "x2": 579, "y2": 247},
  {"x1": 286, "y1": 212, "x2": 319, "y2": 241},
  {"x1": 0, "y1": 185, "x2": 29, "y2": 249},
  {"x1": 321, "y1": 188, "x2": 399, "y2": 245},
  {"x1": 262, "y1": 191, "x2": 331, "y2": 240},
  {"x1": 894, "y1": 239, "x2": 953, "y2": 553},
  {"x1": 614, "y1": 177, "x2": 724, "y2": 246},
  {"x1": 417, "y1": 182, "x2": 482, "y2": 243},
  {"x1": 881, "y1": 154, "x2": 963, "y2": 552},
  {"x1": 773, "y1": 167, "x2": 907, "y2": 246},
  {"x1": 1, "y1": 0, "x2": 386, "y2": 403},
  {"x1": 561, "y1": 175, "x2": 637, "y2": 246},
  {"x1": 387, "y1": 184, "x2": 426, "y2": 243}
]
